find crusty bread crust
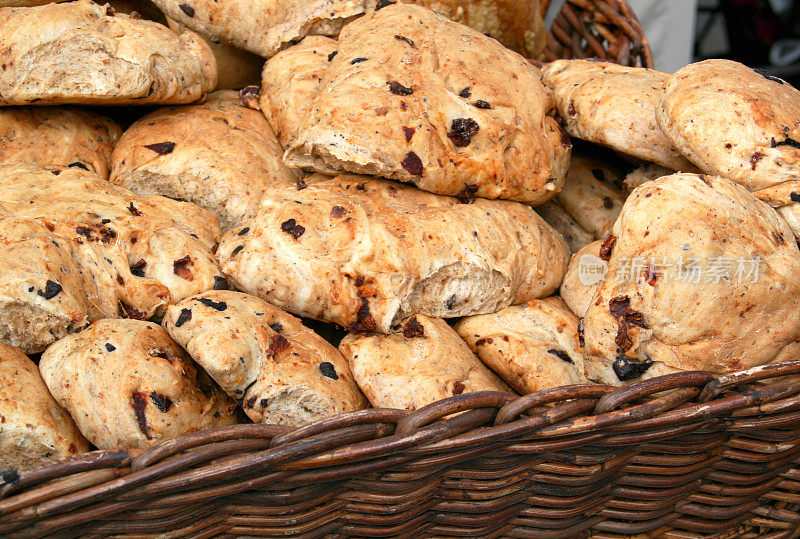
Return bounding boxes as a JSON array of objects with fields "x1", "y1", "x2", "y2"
[
  {"x1": 0, "y1": 342, "x2": 88, "y2": 473},
  {"x1": 542, "y1": 59, "x2": 695, "y2": 171},
  {"x1": 0, "y1": 0, "x2": 216, "y2": 105},
  {"x1": 0, "y1": 106, "x2": 121, "y2": 178},
  {"x1": 164, "y1": 290, "x2": 368, "y2": 426},
  {"x1": 218, "y1": 174, "x2": 570, "y2": 333},
  {"x1": 284, "y1": 4, "x2": 571, "y2": 204},
  {"x1": 340, "y1": 315, "x2": 511, "y2": 410},
  {"x1": 0, "y1": 164, "x2": 225, "y2": 353},
  {"x1": 40, "y1": 319, "x2": 237, "y2": 450},
  {"x1": 111, "y1": 91, "x2": 301, "y2": 231}
]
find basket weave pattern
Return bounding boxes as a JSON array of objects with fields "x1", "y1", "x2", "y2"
[
  {"x1": 2, "y1": 362, "x2": 800, "y2": 537},
  {"x1": 545, "y1": 0, "x2": 654, "y2": 68}
]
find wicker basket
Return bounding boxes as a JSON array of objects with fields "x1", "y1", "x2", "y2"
[
  {"x1": 7, "y1": 1, "x2": 792, "y2": 538},
  {"x1": 2, "y1": 362, "x2": 800, "y2": 537},
  {"x1": 545, "y1": 0, "x2": 653, "y2": 68}
]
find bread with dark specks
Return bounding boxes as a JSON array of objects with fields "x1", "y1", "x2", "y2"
[
  {"x1": 284, "y1": 3, "x2": 570, "y2": 204},
  {"x1": 163, "y1": 290, "x2": 367, "y2": 426},
  {"x1": 339, "y1": 315, "x2": 511, "y2": 410},
  {"x1": 217, "y1": 174, "x2": 570, "y2": 333},
  {"x1": 0, "y1": 164, "x2": 225, "y2": 353},
  {"x1": 0, "y1": 107, "x2": 121, "y2": 178},
  {"x1": 110, "y1": 91, "x2": 301, "y2": 231},
  {"x1": 0, "y1": 342, "x2": 88, "y2": 473},
  {"x1": 0, "y1": 0, "x2": 216, "y2": 105},
  {"x1": 40, "y1": 319, "x2": 237, "y2": 450}
]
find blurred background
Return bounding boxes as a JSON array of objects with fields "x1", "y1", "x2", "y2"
[{"x1": 549, "y1": 0, "x2": 800, "y2": 83}]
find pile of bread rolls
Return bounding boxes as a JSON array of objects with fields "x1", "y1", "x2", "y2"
[{"x1": 2, "y1": 0, "x2": 799, "y2": 476}]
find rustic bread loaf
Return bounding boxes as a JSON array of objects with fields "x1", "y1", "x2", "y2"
[
  {"x1": 0, "y1": 342, "x2": 88, "y2": 474},
  {"x1": 151, "y1": 0, "x2": 375, "y2": 58},
  {"x1": 110, "y1": 91, "x2": 301, "y2": 231},
  {"x1": 0, "y1": 106, "x2": 121, "y2": 178},
  {"x1": 284, "y1": 4, "x2": 571, "y2": 204},
  {"x1": 218, "y1": 174, "x2": 570, "y2": 333},
  {"x1": 582, "y1": 174, "x2": 800, "y2": 385},
  {"x1": 259, "y1": 36, "x2": 337, "y2": 148},
  {"x1": 542, "y1": 60, "x2": 695, "y2": 171},
  {"x1": 40, "y1": 319, "x2": 237, "y2": 450},
  {"x1": 163, "y1": 291, "x2": 368, "y2": 426},
  {"x1": 455, "y1": 297, "x2": 587, "y2": 394},
  {"x1": 658, "y1": 59, "x2": 800, "y2": 240},
  {"x1": 658, "y1": 59, "x2": 800, "y2": 193},
  {"x1": 0, "y1": 164, "x2": 225, "y2": 353},
  {"x1": 339, "y1": 315, "x2": 511, "y2": 410},
  {"x1": 0, "y1": 0, "x2": 216, "y2": 105}
]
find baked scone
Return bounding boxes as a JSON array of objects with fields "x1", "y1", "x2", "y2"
[
  {"x1": 339, "y1": 315, "x2": 511, "y2": 410},
  {"x1": 535, "y1": 201, "x2": 593, "y2": 254},
  {"x1": 622, "y1": 163, "x2": 673, "y2": 195},
  {"x1": 0, "y1": 342, "x2": 88, "y2": 473},
  {"x1": 260, "y1": 36, "x2": 337, "y2": 148},
  {"x1": 455, "y1": 297, "x2": 587, "y2": 394},
  {"x1": 284, "y1": 4, "x2": 571, "y2": 204},
  {"x1": 167, "y1": 18, "x2": 262, "y2": 90},
  {"x1": 560, "y1": 240, "x2": 604, "y2": 318},
  {"x1": 163, "y1": 291, "x2": 367, "y2": 425},
  {"x1": 0, "y1": 106, "x2": 121, "y2": 178},
  {"x1": 399, "y1": 0, "x2": 546, "y2": 59},
  {"x1": 0, "y1": 164, "x2": 225, "y2": 353},
  {"x1": 0, "y1": 0, "x2": 216, "y2": 105},
  {"x1": 657, "y1": 60, "x2": 800, "y2": 239},
  {"x1": 556, "y1": 155, "x2": 624, "y2": 239},
  {"x1": 218, "y1": 174, "x2": 570, "y2": 333},
  {"x1": 40, "y1": 319, "x2": 237, "y2": 450},
  {"x1": 658, "y1": 59, "x2": 800, "y2": 193},
  {"x1": 152, "y1": 0, "x2": 375, "y2": 58},
  {"x1": 110, "y1": 91, "x2": 302, "y2": 231},
  {"x1": 541, "y1": 60, "x2": 695, "y2": 171},
  {"x1": 582, "y1": 174, "x2": 800, "y2": 386}
]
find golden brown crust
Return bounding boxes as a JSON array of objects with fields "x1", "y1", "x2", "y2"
[
  {"x1": 658, "y1": 60, "x2": 800, "y2": 193},
  {"x1": 163, "y1": 291, "x2": 367, "y2": 426},
  {"x1": 0, "y1": 342, "x2": 88, "y2": 473},
  {"x1": 110, "y1": 91, "x2": 302, "y2": 231},
  {"x1": 40, "y1": 319, "x2": 237, "y2": 450},
  {"x1": 0, "y1": 106, "x2": 121, "y2": 178},
  {"x1": 0, "y1": 164, "x2": 225, "y2": 353},
  {"x1": 339, "y1": 315, "x2": 511, "y2": 410},
  {"x1": 455, "y1": 297, "x2": 587, "y2": 394},
  {"x1": 0, "y1": 0, "x2": 216, "y2": 105},
  {"x1": 152, "y1": 0, "x2": 375, "y2": 58},
  {"x1": 583, "y1": 174, "x2": 800, "y2": 385},
  {"x1": 260, "y1": 36, "x2": 337, "y2": 148},
  {"x1": 218, "y1": 174, "x2": 570, "y2": 333},
  {"x1": 284, "y1": 4, "x2": 571, "y2": 204},
  {"x1": 542, "y1": 60, "x2": 695, "y2": 171}
]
